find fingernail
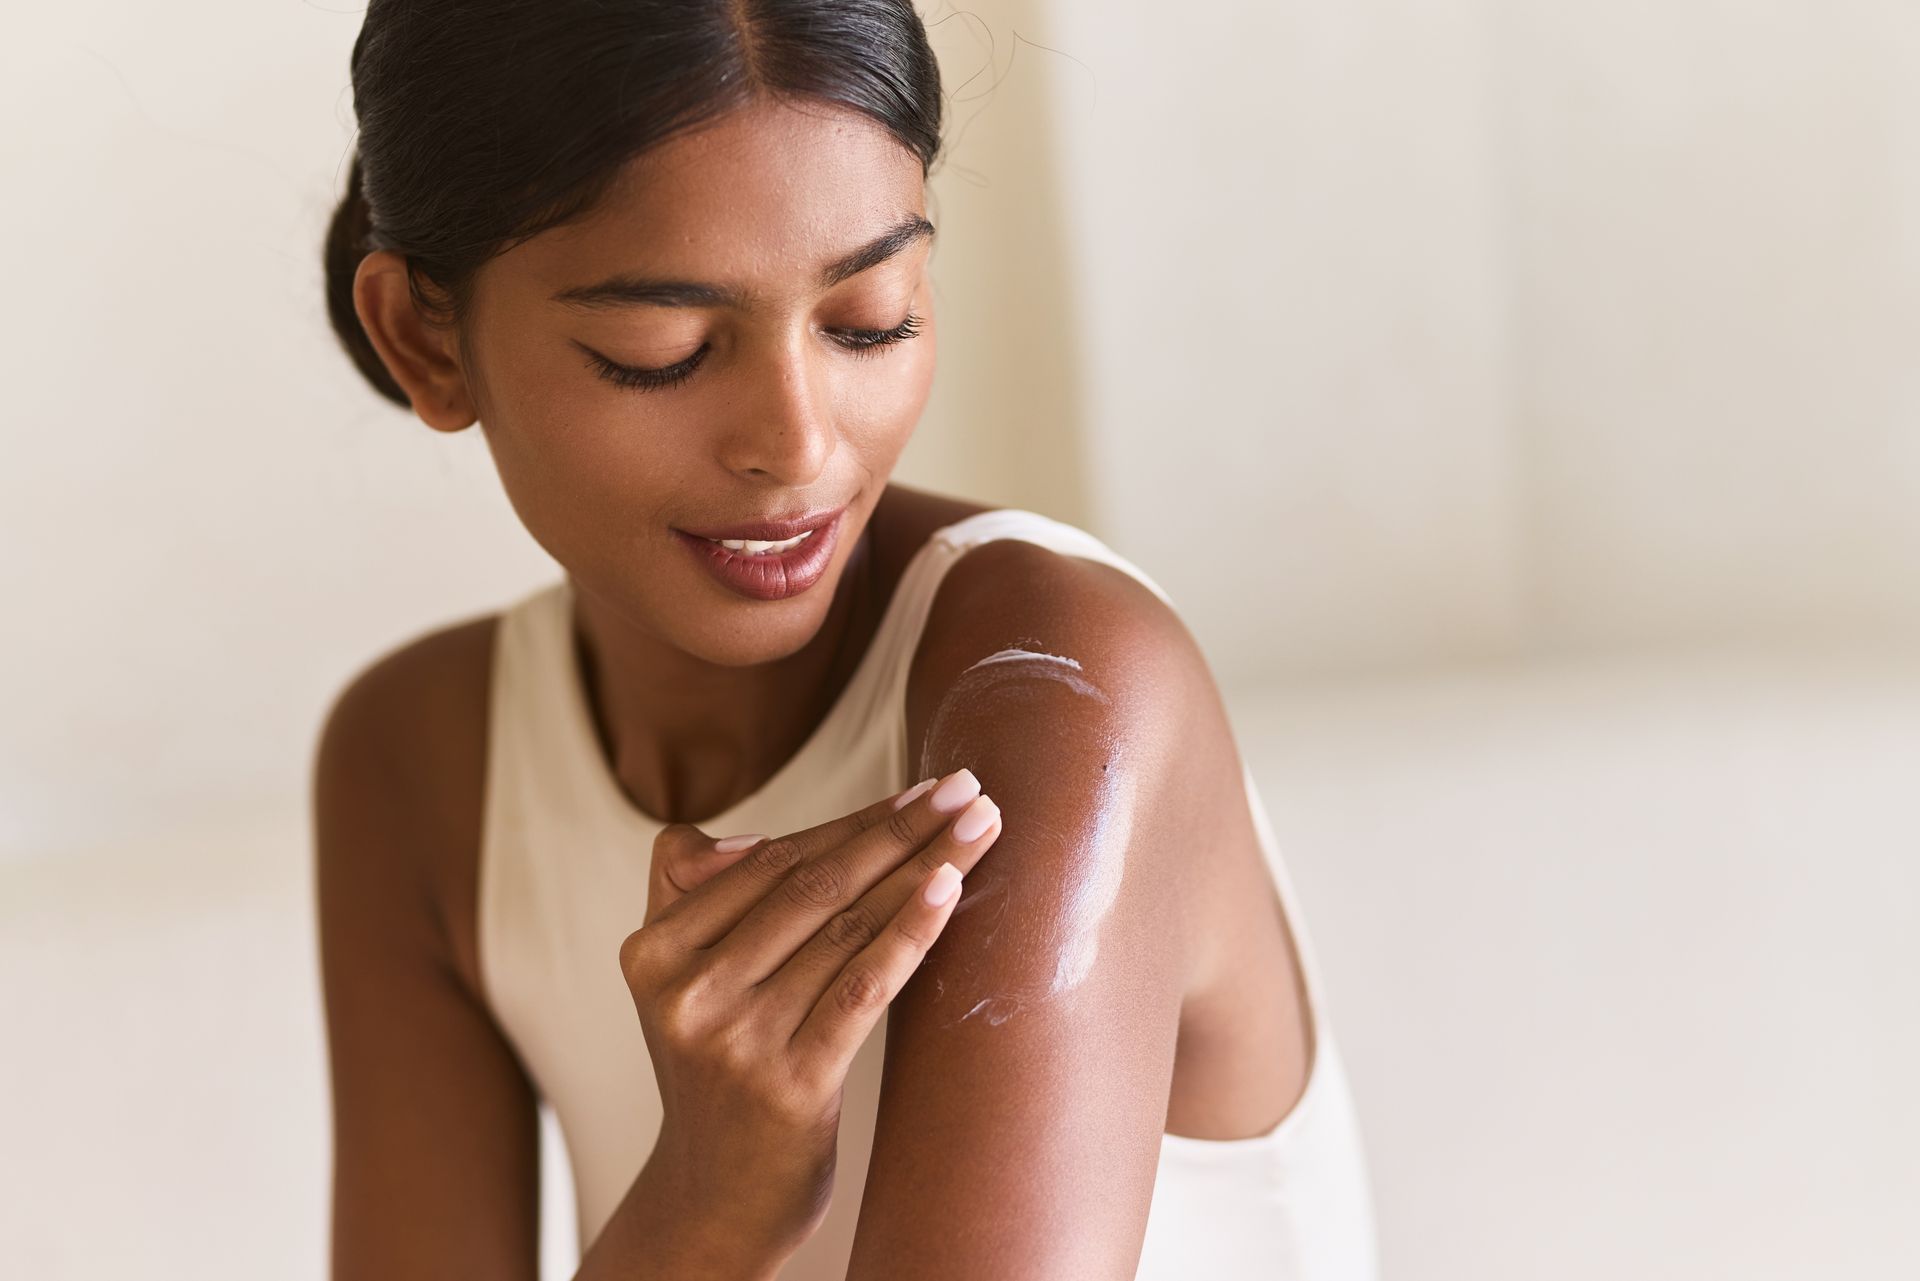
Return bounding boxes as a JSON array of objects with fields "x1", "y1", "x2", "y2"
[
  {"x1": 713, "y1": 833, "x2": 767, "y2": 854},
  {"x1": 951, "y1": 794, "x2": 998, "y2": 844},
  {"x1": 923, "y1": 862, "x2": 961, "y2": 906},
  {"x1": 929, "y1": 768, "x2": 981, "y2": 815},
  {"x1": 892, "y1": 777, "x2": 938, "y2": 810}
]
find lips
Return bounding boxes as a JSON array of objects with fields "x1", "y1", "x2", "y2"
[
  {"x1": 671, "y1": 507, "x2": 844, "y2": 601},
  {"x1": 675, "y1": 505, "x2": 846, "y2": 542}
]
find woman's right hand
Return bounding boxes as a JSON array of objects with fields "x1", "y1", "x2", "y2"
[{"x1": 617, "y1": 767, "x2": 1003, "y2": 1259}]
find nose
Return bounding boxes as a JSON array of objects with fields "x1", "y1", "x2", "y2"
[{"x1": 717, "y1": 331, "x2": 837, "y2": 486}]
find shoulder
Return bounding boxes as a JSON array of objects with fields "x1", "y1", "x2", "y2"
[
  {"x1": 902, "y1": 524, "x2": 1227, "y2": 964},
  {"x1": 313, "y1": 608, "x2": 501, "y2": 980},
  {"x1": 316, "y1": 609, "x2": 499, "y2": 795},
  {"x1": 907, "y1": 530, "x2": 1210, "y2": 756}
]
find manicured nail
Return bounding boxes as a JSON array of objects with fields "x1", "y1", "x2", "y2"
[
  {"x1": 923, "y1": 862, "x2": 961, "y2": 906},
  {"x1": 951, "y1": 794, "x2": 998, "y2": 844},
  {"x1": 892, "y1": 777, "x2": 938, "y2": 810},
  {"x1": 713, "y1": 833, "x2": 767, "y2": 854},
  {"x1": 929, "y1": 768, "x2": 981, "y2": 815}
]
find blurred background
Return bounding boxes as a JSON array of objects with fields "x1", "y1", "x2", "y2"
[{"x1": 3, "y1": 1, "x2": 1915, "y2": 1277}]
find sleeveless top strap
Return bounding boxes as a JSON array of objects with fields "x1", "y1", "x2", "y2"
[
  {"x1": 871, "y1": 508, "x2": 1334, "y2": 1030},
  {"x1": 867, "y1": 507, "x2": 1177, "y2": 739}
]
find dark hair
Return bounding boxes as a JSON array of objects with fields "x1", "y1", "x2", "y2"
[{"x1": 323, "y1": 0, "x2": 947, "y2": 408}]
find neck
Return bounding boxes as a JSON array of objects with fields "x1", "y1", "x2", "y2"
[{"x1": 568, "y1": 526, "x2": 878, "y2": 826}]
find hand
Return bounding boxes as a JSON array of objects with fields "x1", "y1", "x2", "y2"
[{"x1": 618, "y1": 768, "x2": 1004, "y2": 1260}]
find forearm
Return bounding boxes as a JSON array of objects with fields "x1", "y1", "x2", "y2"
[{"x1": 570, "y1": 1149, "x2": 802, "y2": 1281}]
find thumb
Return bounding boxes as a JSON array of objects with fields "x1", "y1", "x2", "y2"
[{"x1": 644, "y1": 823, "x2": 767, "y2": 926}]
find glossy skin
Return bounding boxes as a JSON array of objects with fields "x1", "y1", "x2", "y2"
[{"x1": 319, "y1": 94, "x2": 1313, "y2": 1279}]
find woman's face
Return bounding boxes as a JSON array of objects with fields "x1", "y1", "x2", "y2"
[{"x1": 456, "y1": 96, "x2": 937, "y2": 667}]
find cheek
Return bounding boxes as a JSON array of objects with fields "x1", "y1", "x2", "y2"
[
  {"x1": 466, "y1": 339, "x2": 696, "y2": 579},
  {"x1": 846, "y1": 272, "x2": 937, "y2": 411},
  {"x1": 843, "y1": 317, "x2": 936, "y2": 460},
  {"x1": 476, "y1": 330, "x2": 699, "y2": 489}
]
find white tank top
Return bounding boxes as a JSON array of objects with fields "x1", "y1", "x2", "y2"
[{"x1": 479, "y1": 507, "x2": 1379, "y2": 1278}]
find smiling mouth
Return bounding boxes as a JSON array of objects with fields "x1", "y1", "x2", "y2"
[
  {"x1": 696, "y1": 528, "x2": 818, "y2": 555},
  {"x1": 673, "y1": 504, "x2": 847, "y2": 543},
  {"x1": 671, "y1": 509, "x2": 844, "y2": 602}
]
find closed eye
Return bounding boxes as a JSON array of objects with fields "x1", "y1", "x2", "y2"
[{"x1": 580, "y1": 311, "x2": 925, "y2": 393}]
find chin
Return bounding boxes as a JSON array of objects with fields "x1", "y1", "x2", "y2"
[{"x1": 673, "y1": 590, "x2": 840, "y2": 668}]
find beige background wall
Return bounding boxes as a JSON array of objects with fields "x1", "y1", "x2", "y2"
[{"x1": 3, "y1": 1, "x2": 1914, "y2": 1277}]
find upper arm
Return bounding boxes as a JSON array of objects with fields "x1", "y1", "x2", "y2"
[
  {"x1": 313, "y1": 629, "x2": 541, "y2": 1281},
  {"x1": 844, "y1": 541, "x2": 1220, "y2": 1279}
]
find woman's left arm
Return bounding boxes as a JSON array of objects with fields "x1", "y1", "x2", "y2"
[{"x1": 842, "y1": 540, "x2": 1223, "y2": 1279}]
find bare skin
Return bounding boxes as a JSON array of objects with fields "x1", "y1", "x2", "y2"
[{"x1": 319, "y1": 93, "x2": 1312, "y2": 1278}]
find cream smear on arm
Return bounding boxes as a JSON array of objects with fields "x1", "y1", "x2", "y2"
[{"x1": 916, "y1": 643, "x2": 1133, "y2": 1028}]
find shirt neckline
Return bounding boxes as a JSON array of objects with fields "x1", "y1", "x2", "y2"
[{"x1": 547, "y1": 534, "x2": 945, "y2": 837}]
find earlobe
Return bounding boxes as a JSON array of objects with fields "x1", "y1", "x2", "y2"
[{"x1": 351, "y1": 251, "x2": 478, "y2": 432}]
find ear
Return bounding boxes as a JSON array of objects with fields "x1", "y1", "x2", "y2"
[{"x1": 351, "y1": 250, "x2": 479, "y2": 432}]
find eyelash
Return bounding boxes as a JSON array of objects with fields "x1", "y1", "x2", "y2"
[{"x1": 583, "y1": 311, "x2": 925, "y2": 393}]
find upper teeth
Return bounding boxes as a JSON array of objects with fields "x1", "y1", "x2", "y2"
[{"x1": 705, "y1": 529, "x2": 815, "y2": 554}]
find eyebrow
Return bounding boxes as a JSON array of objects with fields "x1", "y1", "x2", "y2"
[{"x1": 550, "y1": 213, "x2": 936, "y2": 311}]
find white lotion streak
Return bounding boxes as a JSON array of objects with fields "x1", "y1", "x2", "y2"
[
  {"x1": 916, "y1": 644, "x2": 1130, "y2": 1028},
  {"x1": 1048, "y1": 765, "x2": 1131, "y2": 994}
]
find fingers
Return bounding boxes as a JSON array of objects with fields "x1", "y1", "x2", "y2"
[
  {"x1": 755, "y1": 790, "x2": 1001, "y2": 1013},
  {"x1": 642, "y1": 825, "x2": 767, "y2": 929},
  {"x1": 694, "y1": 769, "x2": 990, "y2": 970},
  {"x1": 637, "y1": 772, "x2": 952, "y2": 941},
  {"x1": 787, "y1": 858, "x2": 967, "y2": 1084}
]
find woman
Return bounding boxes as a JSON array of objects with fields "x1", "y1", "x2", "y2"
[{"x1": 313, "y1": 2, "x2": 1378, "y2": 1277}]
